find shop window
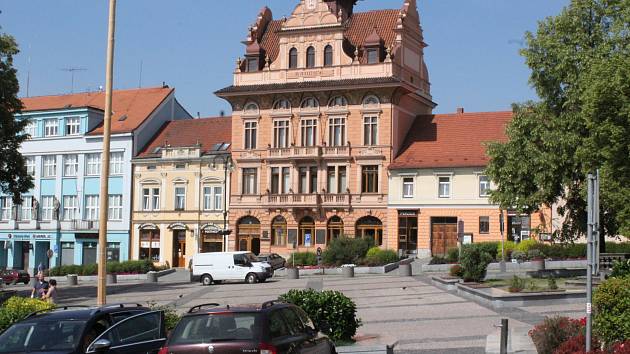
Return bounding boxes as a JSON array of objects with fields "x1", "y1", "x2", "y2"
[
  {"x1": 356, "y1": 216, "x2": 383, "y2": 246},
  {"x1": 326, "y1": 216, "x2": 343, "y2": 244},
  {"x1": 140, "y1": 230, "x2": 160, "y2": 262},
  {"x1": 298, "y1": 216, "x2": 315, "y2": 247},
  {"x1": 107, "y1": 242, "x2": 120, "y2": 262},
  {"x1": 271, "y1": 215, "x2": 287, "y2": 246}
]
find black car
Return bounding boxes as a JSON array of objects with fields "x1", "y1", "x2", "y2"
[
  {"x1": 159, "y1": 301, "x2": 335, "y2": 354},
  {"x1": 257, "y1": 253, "x2": 286, "y2": 270},
  {"x1": 0, "y1": 303, "x2": 167, "y2": 354}
]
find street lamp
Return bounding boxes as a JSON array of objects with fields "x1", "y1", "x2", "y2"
[{"x1": 211, "y1": 154, "x2": 234, "y2": 252}]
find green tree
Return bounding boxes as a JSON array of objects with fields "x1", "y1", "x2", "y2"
[
  {"x1": 486, "y1": 0, "x2": 630, "y2": 242},
  {"x1": 0, "y1": 31, "x2": 32, "y2": 203}
]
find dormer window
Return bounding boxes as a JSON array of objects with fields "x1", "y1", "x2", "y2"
[
  {"x1": 367, "y1": 48, "x2": 379, "y2": 64},
  {"x1": 364, "y1": 27, "x2": 384, "y2": 64},
  {"x1": 306, "y1": 46, "x2": 316, "y2": 68},
  {"x1": 289, "y1": 48, "x2": 298, "y2": 69},
  {"x1": 324, "y1": 45, "x2": 333, "y2": 67},
  {"x1": 246, "y1": 57, "x2": 259, "y2": 72}
]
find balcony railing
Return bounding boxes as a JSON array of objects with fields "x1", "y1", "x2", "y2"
[
  {"x1": 70, "y1": 220, "x2": 99, "y2": 230},
  {"x1": 322, "y1": 146, "x2": 351, "y2": 158},
  {"x1": 264, "y1": 194, "x2": 319, "y2": 208},
  {"x1": 320, "y1": 194, "x2": 351, "y2": 207},
  {"x1": 268, "y1": 146, "x2": 320, "y2": 159}
]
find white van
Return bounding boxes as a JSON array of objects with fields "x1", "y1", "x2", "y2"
[{"x1": 191, "y1": 252, "x2": 273, "y2": 285}]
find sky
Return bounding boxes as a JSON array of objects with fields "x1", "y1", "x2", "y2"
[{"x1": 1, "y1": 0, "x2": 569, "y2": 117}]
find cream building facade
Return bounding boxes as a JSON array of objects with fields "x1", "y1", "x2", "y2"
[{"x1": 131, "y1": 118, "x2": 232, "y2": 267}]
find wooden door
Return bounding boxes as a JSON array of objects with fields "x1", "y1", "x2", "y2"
[
  {"x1": 431, "y1": 223, "x2": 458, "y2": 257},
  {"x1": 173, "y1": 230, "x2": 186, "y2": 267}
]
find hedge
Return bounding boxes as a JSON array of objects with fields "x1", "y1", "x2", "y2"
[
  {"x1": 322, "y1": 237, "x2": 374, "y2": 266},
  {"x1": 0, "y1": 297, "x2": 55, "y2": 333},
  {"x1": 49, "y1": 260, "x2": 158, "y2": 276},
  {"x1": 459, "y1": 244, "x2": 493, "y2": 282},
  {"x1": 594, "y1": 276, "x2": 630, "y2": 345},
  {"x1": 363, "y1": 247, "x2": 399, "y2": 266},
  {"x1": 287, "y1": 252, "x2": 318, "y2": 267}
]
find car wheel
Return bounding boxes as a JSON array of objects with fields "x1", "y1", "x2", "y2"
[
  {"x1": 201, "y1": 274, "x2": 213, "y2": 286},
  {"x1": 246, "y1": 273, "x2": 258, "y2": 284}
]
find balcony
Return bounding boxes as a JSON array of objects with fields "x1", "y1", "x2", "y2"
[
  {"x1": 69, "y1": 220, "x2": 99, "y2": 231},
  {"x1": 320, "y1": 194, "x2": 351, "y2": 208},
  {"x1": 322, "y1": 146, "x2": 351, "y2": 159},
  {"x1": 264, "y1": 194, "x2": 319, "y2": 209},
  {"x1": 268, "y1": 146, "x2": 320, "y2": 160}
]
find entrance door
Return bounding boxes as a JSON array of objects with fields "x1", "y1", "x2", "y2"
[
  {"x1": 239, "y1": 238, "x2": 248, "y2": 252},
  {"x1": 21, "y1": 242, "x2": 30, "y2": 271},
  {"x1": 61, "y1": 242, "x2": 75, "y2": 266},
  {"x1": 172, "y1": 230, "x2": 186, "y2": 267},
  {"x1": 251, "y1": 238, "x2": 261, "y2": 255},
  {"x1": 82, "y1": 242, "x2": 97, "y2": 265},
  {"x1": 398, "y1": 213, "x2": 418, "y2": 255},
  {"x1": 431, "y1": 217, "x2": 458, "y2": 257}
]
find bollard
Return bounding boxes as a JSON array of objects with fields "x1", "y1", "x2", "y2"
[
  {"x1": 500, "y1": 318, "x2": 509, "y2": 354},
  {"x1": 342, "y1": 266, "x2": 355, "y2": 278},
  {"x1": 399, "y1": 263, "x2": 412, "y2": 276},
  {"x1": 287, "y1": 268, "x2": 299, "y2": 279},
  {"x1": 146, "y1": 271, "x2": 158, "y2": 283},
  {"x1": 106, "y1": 274, "x2": 117, "y2": 284},
  {"x1": 67, "y1": 274, "x2": 78, "y2": 286}
]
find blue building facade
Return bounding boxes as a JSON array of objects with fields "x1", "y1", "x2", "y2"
[{"x1": 0, "y1": 87, "x2": 191, "y2": 272}]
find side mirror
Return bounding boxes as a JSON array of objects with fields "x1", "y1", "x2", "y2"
[{"x1": 92, "y1": 339, "x2": 112, "y2": 353}]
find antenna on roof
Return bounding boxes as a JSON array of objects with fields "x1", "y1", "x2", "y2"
[
  {"x1": 138, "y1": 60, "x2": 143, "y2": 88},
  {"x1": 60, "y1": 67, "x2": 87, "y2": 93},
  {"x1": 220, "y1": 110, "x2": 225, "y2": 117},
  {"x1": 197, "y1": 112, "x2": 201, "y2": 119}
]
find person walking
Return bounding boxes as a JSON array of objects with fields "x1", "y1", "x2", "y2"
[
  {"x1": 31, "y1": 274, "x2": 49, "y2": 299},
  {"x1": 43, "y1": 279, "x2": 58, "y2": 304}
]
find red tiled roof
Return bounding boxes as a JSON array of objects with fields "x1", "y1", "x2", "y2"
[
  {"x1": 20, "y1": 87, "x2": 174, "y2": 135},
  {"x1": 137, "y1": 117, "x2": 232, "y2": 158},
  {"x1": 390, "y1": 111, "x2": 513, "y2": 169},
  {"x1": 260, "y1": 20, "x2": 283, "y2": 63}
]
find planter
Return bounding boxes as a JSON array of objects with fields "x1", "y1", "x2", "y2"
[
  {"x1": 146, "y1": 271, "x2": 158, "y2": 283},
  {"x1": 399, "y1": 263, "x2": 412, "y2": 276},
  {"x1": 287, "y1": 268, "x2": 299, "y2": 279},
  {"x1": 67, "y1": 274, "x2": 78, "y2": 286},
  {"x1": 531, "y1": 258, "x2": 545, "y2": 271},
  {"x1": 106, "y1": 274, "x2": 117, "y2": 284},
  {"x1": 342, "y1": 266, "x2": 355, "y2": 278}
]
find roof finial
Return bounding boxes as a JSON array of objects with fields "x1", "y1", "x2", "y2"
[
  {"x1": 353, "y1": 47, "x2": 359, "y2": 63},
  {"x1": 236, "y1": 57, "x2": 242, "y2": 73}
]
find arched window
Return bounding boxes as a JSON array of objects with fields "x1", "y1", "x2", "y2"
[
  {"x1": 306, "y1": 46, "x2": 316, "y2": 68},
  {"x1": 298, "y1": 216, "x2": 315, "y2": 247},
  {"x1": 301, "y1": 97, "x2": 319, "y2": 111},
  {"x1": 327, "y1": 216, "x2": 344, "y2": 244},
  {"x1": 362, "y1": 95, "x2": 380, "y2": 108},
  {"x1": 324, "y1": 45, "x2": 333, "y2": 67},
  {"x1": 328, "y1": 96, "x2": 348, "y2": 109},
  {"x1": 289, "y1": 48, "x2": 298, "y2": 69},
  {"x1": 244, "y1": 102, "x2": 260, "y2": 115},
  {"x1": 273, "y1": 99, "x2": 291, "y2": 111},
  {"x1": 237, "y1": 216, "x2": 261, "y2": 255},
  {"x1": 356, "y1": 216, "x2": 383, "y2": 246},
  {"x1": 271, "y1": 215, "x2": 287, "y2": 247}
]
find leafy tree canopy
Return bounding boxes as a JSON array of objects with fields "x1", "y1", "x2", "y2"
[
  {"x1": 0, "y1": 31, "x2": 33, "y2": 203},
  {"x1": 486, "y1": 0, "x2": 629, "y2": 241}
]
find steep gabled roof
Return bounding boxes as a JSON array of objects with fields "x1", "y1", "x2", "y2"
[
  {"x1": 137, "y1": 117, "x2": 232, "y2": 158},
  {"x1": 20, "y1": 87, "x2": 174, "y2": 135},
  {"x1": 390, "y1": 111, "x2": 513, "y2": 169}
]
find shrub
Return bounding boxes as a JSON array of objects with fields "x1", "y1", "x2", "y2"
[
  {"x1": 516, "y1": 239, "x2": 539, "y2": 253},
  {"x1": 459, "y1": 245, "x2": 493, "y2": 282},
  {"x1": 322, "y1": 237, "x2": 374, "y2": 266},
  {"x1": 471, "y1": 242, "x2": 500, "y2": 260},
  {"x1": 363, "y1": 248, "x2": 399, "y2": 266},
  {"x1": 511, "y1": 250, "x2": 528, "y2": 262},
  {"x1": 610, "y1": 259, "x2": 630, "y2": 278},
  {"x1": 528, "y1": 316, "x2": 582, "y2": 354},
  {"x1": 446, "y1": 248, "x2": 460, "y2": 263},
  {"x1": 49, "y1": 260, "x2": 156, "y2": 276},
  {"x1": 449, "y1": 264, "x2": 463, "y2": 278},
  {"x1": 147, "y1": 301, "x2": 181, "y2": 332},
  {"x1": 553, "y1": 334, "x2": 600, "y2": 354},
  {"x1": 605, "y1": 242, "x2": 630, "y2": 254},
  {"x1": 429, "y1": 256, "x2": 448, "y2": 265},
  {"x1": 498, "y1": 241, "x2": 517, "y2": 261},
  {"x1": 608, "y1": 341, "x2": 630, "y2": 353},
  {"x1": 509, "y1": 275, "x2": 526, "y2": 293},
  {"x1": 0, "y1": 297, "x2": 55, "y2": 333},
  {"x1": 279, "y1": 289, "x2": 361, "y2": 342},
  {"x1": 594, "y1": 276, "x2": 630, "y2": 345},
  {"x1": 547, "y1": 276, "x2": 559, "y2": 290},
  {"x1": 288, "y1": 252, "x2": 318, "y2": 267},
  {"x1": 528, "y1": 249, "x2": 543, "y2": 260}
]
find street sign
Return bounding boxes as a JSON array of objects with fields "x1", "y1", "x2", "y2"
[
  {"x1": 500, "y1": 212, "x2": 505, "y2": 234},
  {"x1": 305, "y1": 233, "x2": 312, "y2": 248}
]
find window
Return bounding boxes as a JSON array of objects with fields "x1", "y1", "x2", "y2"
[
  {"x1": 479, "y1": 216, "x2": 490, "y2": 234},
  {"x1": 324, "y1": 45, "x2": 333, "y2": 67},
  {"x1": 65, "y1": 117, "x2": 80, "y2": 135},
  {"x1": 62, "y1": 195, "x2": 78, "y2": 221},
  {"x1": 242, "y1": 168, "x2": 257, "y2": 195},
  {"x1": 299, "y1": 167, "x2": 318, "y2": 194},
  {"x1": 25, "y1": 157, "x2": 36, "y2": 177},
  {"x1": 299, "y1": 168, "x2": 308, "y2": 194},
  {"x1": 309, "y1": 166, "x2": 318, "y2": 193},
  {"x1": 363, "y1": 95, "x2": 380, "y2": 108},
  {"x1": 289, "y1": 48, "x2": 298, "y2": 69},
  {"x1": 403, "y1": 177, "x2": 414, "y2": 198},
  {"x1": 361, "y1": 166, "x2": 379, "y2": 193},
  {"x1": 175, "y1": 164, "x2": 186, "y2": 170},
  {"x1": 19, "y1": 196, "x2": 32, "y2": 221},
  {"x1": 0, "y1": 197, "x2": 12, "y2": 221},
  {"x1": 140, "y1": 230, "x2": 160, "y2": 262},
  {"x1": 328, "y1": 117, "x2": 346, "y2": 146},
  {"x1": 301, "y1": 97, "x2": 319, "y2": 110},
  {"x1": 41, "y1": 196, "x2": 55, "y2": 221},
  {"x1": 273, "y1": 120, "x2": 290, "y2": 148},
  {"x1": 85, "y1": 153, "x2": 101, "y2": 176},
  {"x1": 244, "y1": 121, "x2": 257, "y2": 150},
  {"x1": 271, "y1": 168, "x2": 280, "y2": 194},
  {"x1": 438, "y1": 176, "x2": 451, "y2": 198},
  {"x1": 214, "y1": 186, "x2": 223, "y2": 211},
  {"x1": 273, "y1": 99, "x2": 291, "y2": 111},
  {"x1": 479, "y1": 175, "x2": 490, "y2": 197},
  {"x1": 174, "y1": 187, "x2": 186, "y2": 210},
  {"x1": 84, "y1": 195, "x2": 99, "y2": 220},
  {"x1": 271, "y1": 216, "x2": 287, "y2": 246},
  {"x1": 367, "y1": 48, "x2": 379, "y2": 64},
  {"x1": 203, "y1": 186, "x2": 223, "y2": 211},
  {"x1": 327, "y1": 166, "x2": 335, "y2": 193},
  {"x1": 328, "y1": 96, "x2": 347, "y2": 109},
  {"x1": 306, "y1": 46, "x2": 315, "y2": 68},
  {"x1": 108, "y1": 195, "x2": 123, "y2": 220},
  {"x1": 44, "y1": 119, "x2": 58, "y2": 137},
  {"x1": 338, "y1": 166, "x2": 347, "y2": 193},
  {"x1": 142, "y1": 188, "x2": 160, "y2": 211},
  {"x1": 282, "y1": 167, "x2": 290, "y2": 194},
  {"x1": 63, "y1": 155, "x2": 78, "y2": 177},
  {"x1": 247, "y1": 57, "x2": 259, "y2": 72},
  {"x1": 300, "y1": 119, "x2": 317, "y2": 147},
  {"x1": 24, "y1": 121, "x2": 37, "y2": 138},
  {"x1": 110, "y1": 152, "x2": 124, "y2": 175},
  {"x1": 327, "y1": 166, "x2": 346, "y2": 193},
  {"x1": 363, "y1": 116, "x2": 378, "y2": 146},
  {"x1": 42, "y1": 155, "x2": 57, "y2": 178}
]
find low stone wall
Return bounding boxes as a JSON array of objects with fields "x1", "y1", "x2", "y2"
[
  {"x1": 420, "y1": 264, "x2": 454, "y2": 273},
  {"x1": 337, "y1": 343, "x2": 396, "y2": 354},
  {"x1": 275, "y1": 258, "x2": 414, "y2": 277},
  {"x1": 49, "y1": 268, "x2": 176, "y2": 283},
  {"x1": 455, "y1": 282, "x2": 586, "y2": 309}
]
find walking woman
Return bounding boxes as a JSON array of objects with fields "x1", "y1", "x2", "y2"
[{"x1": 43, "y1": 279, "x2": 58, "y2": 304}]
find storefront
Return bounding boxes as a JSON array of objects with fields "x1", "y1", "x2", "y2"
[
  {"x1": 397, "y1": 211, "x2": 418, "y2": 256},
  {"x1": 201, "y1": 224, "x2": 225, "y2": 253},
  {"x1": 507, "y1": 212, "x2": 532, "y2": 242},
  {"x1": 0, "y1": 232, "x2": 56, "y2": 273}
]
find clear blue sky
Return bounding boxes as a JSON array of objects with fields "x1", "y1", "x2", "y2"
[{"x1": 1, "y1": 0, "x2": 568, "y2": 117}]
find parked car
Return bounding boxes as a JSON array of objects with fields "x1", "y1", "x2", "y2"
[
  {"x1": 0, "y1": 303, "x2": 166, "y2": 354},
  {"x1": 158, "y1": 301, "x2": 336, "y2": 354},
  {"x1": 191, "y1": 252, "x2": 273, "y2": 285},
  {"x1": 1, "y1": 269, "x2": 31, "y2": 285},
  {"x1": 257, "y1": 253, "x2": 286, "y2": 270}
]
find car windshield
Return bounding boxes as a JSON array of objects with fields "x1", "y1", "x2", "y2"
[
  {"x1": 0, "y1": 320, "x2": 86, "y2": 353},
  {"x1": 169, "y1": 313, "x2": 261, "y2": 345}
]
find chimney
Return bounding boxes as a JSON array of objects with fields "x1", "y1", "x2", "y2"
[{"x1": 456, "y1": 107, "x2": 465, "y2": 114}]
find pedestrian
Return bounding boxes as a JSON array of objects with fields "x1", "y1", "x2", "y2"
[
  {"x1": 43, "y1": 279, "x2": 58, "y2": 304},
  {"x1": 31, "y1": 273, "x2": 49, "y2": 299}
]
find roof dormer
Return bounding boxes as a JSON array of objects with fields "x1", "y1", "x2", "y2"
[{"x1": 363, "y1": 27, "x2": 384, "y2": 64}]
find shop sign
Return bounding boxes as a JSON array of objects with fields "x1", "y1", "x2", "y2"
[
  {"x1": 141, "y1": 241, "x2": 150, "y2": 248},
  {"x1": 151, "y1": 242, "x2": 160, "y2": 248},
  {"x1": 398, "y1": 210, "x2": 418, "y2": 217},
  {"x1": 3, "y1": 233, "x2": 51, "y2": 240}
]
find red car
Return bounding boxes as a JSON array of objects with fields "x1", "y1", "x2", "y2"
[{"x1": 1, "y1": 269, "x2": 31, "y2": 285}]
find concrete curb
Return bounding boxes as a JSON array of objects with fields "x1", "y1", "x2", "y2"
[
  {"x1": 337, "y1": 342, "x2": 396, "y2": 354},
  {"x1": 455, "y1": 282, "x2": 586, "y2": 309},
  {"x1": 275, "y1": 259, "x2": 414, "y2": 277},
  {"x1": 49, "y1": 268, "x2": 176, "y2": 283}
]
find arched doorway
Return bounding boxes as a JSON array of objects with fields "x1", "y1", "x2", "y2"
[
  {"x1": 356, "y1": 216, "x2": 383, "y2": 246},
  {"x1": 237, "y1": 216, "x2": 261, "y2": 255},
  {"x1": 299, "y1": 216, "x2": 315, "y2": 248},
  {"x1": 271, "y1": 215, "x2": 287, "y2": 247},
  {"x1": 327, "y1": 216, "x2": 344, "y2": 244}
]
